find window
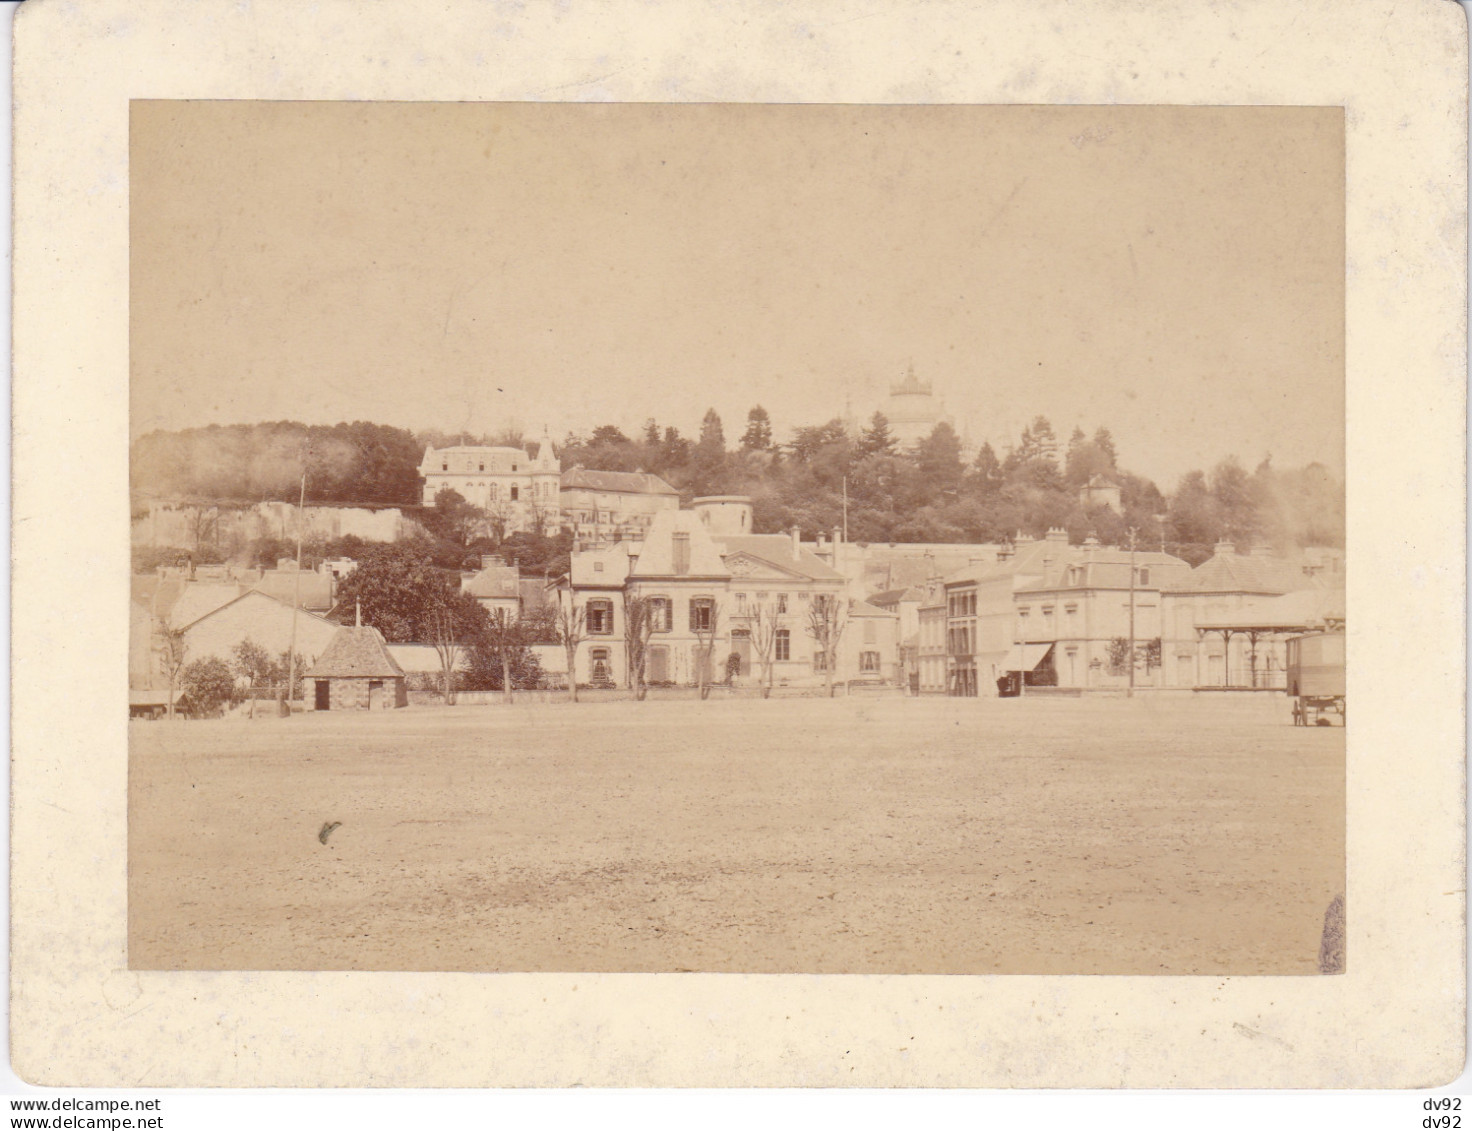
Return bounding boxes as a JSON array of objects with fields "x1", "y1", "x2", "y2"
[
  {"x1": 650, "y1": 597, "x2": 672, "y2": 632},
  {"x1": 593, "y1": 561, "x2": 604, "y2": 573},
  {"x1": 1067, "y1": 566, "x2": 1082, "y2": 585},
  {"x1": 690, "y1": 597, "x2": 714, "y2": 632},
  {"x1": 489, "y1": 483, "x2": 499, "y2": 500},
  {"x1": 861, "y1": 651, "x2": 881, "y2": 672},
  {"x1": 1136, "y1": 567, "x2": 1150, "y2": 586},
  {"x1": 511, "y1": 486, "x2": 519, "y2": 501},
  {"x1": 813, "y1": 651, "x2": 829, "y2": 672},
  {"x1": 775, "y1": 629, "x2": 790, "y2": 661},
  {"x1": 587, "y1": 599, "x2": 613, "y2": 635},
  {"x1": 441, "y1": 462, "x2": 448, "y2": 471},
  {"x1": 479, "y1": 463, "x2": 485, "y2": 472},
  {"x1": 776, "y1": 593, "x2": 788, "y2": 613},
  {"x1": 512, "y1": 464, "x2": 518, "y2": 472},
  {"x1": 673, "y1": 533, "x2": 691, "y2": 575},
  {"x1": 734, "y1": 591, "x2": 747, "y2": 612},
  {"x1": 864, "y1": 619, "x2": 877, "y2": 644}
]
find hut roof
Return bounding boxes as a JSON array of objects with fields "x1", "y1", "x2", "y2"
[{"x1": 304, "y1": 626, "x2": 406, "y2": 679}]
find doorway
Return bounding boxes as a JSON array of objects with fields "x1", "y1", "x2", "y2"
[{"x1": 648, "y1": 645, "x2": 668, "y2": 684}]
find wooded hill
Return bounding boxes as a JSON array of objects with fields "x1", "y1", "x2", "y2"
[{"x1": 130, "y1": 410, "x2": 1344, "y2": 567}]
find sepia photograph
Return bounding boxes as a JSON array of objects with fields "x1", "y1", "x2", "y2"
[{"x1": 126, "y1": 101, "x2": 1347, "y2": 976}]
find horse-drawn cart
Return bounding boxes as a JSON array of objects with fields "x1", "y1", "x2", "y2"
[{"x1": 1285, "y1": 631, "x2": 1345, "y2": 726}]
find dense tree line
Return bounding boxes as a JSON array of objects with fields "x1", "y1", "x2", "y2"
[
  {"x1": 132, "y1": 409, "x2": 1343, "y2": 568},
  {"x1": 131, "y1": 420, "x2": 425, "y2": 505},
  {"x1": 560, "y1": 407, "x2": 1343, "y2": 564}
]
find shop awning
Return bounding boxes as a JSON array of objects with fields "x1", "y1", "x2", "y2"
[{"x1": 1001, "y1": 642, "x2": 1055, "y2": 672}]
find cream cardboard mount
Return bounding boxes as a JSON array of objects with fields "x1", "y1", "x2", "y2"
[{"x1": 10, "y1": 0, "x2": 1467, "y2": 1089}]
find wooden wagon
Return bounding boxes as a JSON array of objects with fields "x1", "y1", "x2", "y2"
[{"x1": 1285, "y1": 632, "x2": 1345, "y2": 726}]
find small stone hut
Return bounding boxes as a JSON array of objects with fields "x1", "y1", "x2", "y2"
[{"x1": 304, "y1": 626, "x2": 408, "y2": 711}]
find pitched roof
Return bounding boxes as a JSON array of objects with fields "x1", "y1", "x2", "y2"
[
  {"x1": 561, "y1": 468, "x2": 679, "y2": 496},
  {"x1": 178, "y1": 587, "x2": 336, "y2": 631},
  {"x1": 712, "y1": 534, "x2": 846, "y2": 581},
  {"x1": 167, "y1": 583, "x2": 245, "y2": 629},
  {"x1": 1173, "y1": 551, "x2": 1302, "y2": 595},
  {"x1": 463, "y1": 563, "x2": 521, "y2": 599},
  {"x1": 249, "y1": 569, "x2": 335, "y2": 610},
  {"x1": 304, "y1": 626, "x2": 406, "y2": 679},
  {"x1": 628, "y1": 511, "x2": 730, "y2": 578},
  {"x1": 848, "y1": 599, "x2": 895, "y2": 617}
]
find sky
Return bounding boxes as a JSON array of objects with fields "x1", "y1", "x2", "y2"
[{"x1": 131, "y1": 101, "x2": 1343, "y2": 488}]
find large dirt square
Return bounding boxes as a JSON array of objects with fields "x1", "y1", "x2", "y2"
[{"x1": 130, "y1": 695, "x2": 1344, "y2": 974}]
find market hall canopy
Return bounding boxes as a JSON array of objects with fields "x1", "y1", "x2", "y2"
[{"x1": 1193, "y1": 589, "x2": 1346, "y2": 636}]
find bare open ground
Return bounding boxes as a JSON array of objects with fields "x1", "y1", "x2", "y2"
[{"x1": 129, "y1": 696, "x2": 1344, "y2": 974}]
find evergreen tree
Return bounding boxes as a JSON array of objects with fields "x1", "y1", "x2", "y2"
[
  {"x1": 913, "y1": 421, "x2": 965, "y2": 498},
  {"x1": 969, "y1": 441, "x2": 1004, "y2": 498},
  {"x1": 1092, "y1": 426, "x2": 1118, "y2": 469},
  {"x1": 740, "y1": 405, "x2": 774, "y2": 451},
  {"x1": 857, "y1": 411, "x2": 897, "y2": 457},
  {"x1": 642, "y1": 418, "x2": 661, "y2": 446},
  {"x1": 691, "y1": 409, "x2": 728, "y2": 494},
  {"x1": 661, "y1": 426, "x2": 691, "y2": 471}
]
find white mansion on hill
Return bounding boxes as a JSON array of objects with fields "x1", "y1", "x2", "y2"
[{"x1": 418, "y1": 433, "x2": 679, "y2": 544}]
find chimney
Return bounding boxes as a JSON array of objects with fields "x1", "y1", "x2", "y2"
[
  {"x1": 1213, "y1": 540, "x2": 1237, "y2": 556},
  {"x1": 791, "y1": 526, "x2": 801, "y2": 558},
  {"x1": 1045, "y1": 527, "x2": 1068, "y2": 543},
  {"x1": 481, "y1": 554, "x2": 506, "y2": 570},
  {"x1": 1083, "y1": 535, "x2": 1101, "y2": 551},
  {"x1": 1252, "y1": 545, "x2": 1277, "y2": 560}
]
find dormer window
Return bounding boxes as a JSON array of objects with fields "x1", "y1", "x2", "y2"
[
  {"x1": 594, "y1": 561, "x2": 604, "y2": 573},
  {"x1": 442, "y1": 462, "x2": 448, "y2": 471}
]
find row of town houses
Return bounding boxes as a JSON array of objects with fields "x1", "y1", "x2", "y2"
[
  {"x1": 131, "y1": 439, "x2": 1345, "y2": 703},
  {"x1": 133, "y1": 476, "x2": 1344, "y2": 704},
  {"x1": 548, "y1": 497, "x2": 1344, "y2": 695}
]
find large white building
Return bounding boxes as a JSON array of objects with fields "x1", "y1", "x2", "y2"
[
  {"x1": 418, "y1": 435, "x2": 562, "y2": 532},
  {"x1": 418, "y1": 435, "x2": 680, "y2": 542}
]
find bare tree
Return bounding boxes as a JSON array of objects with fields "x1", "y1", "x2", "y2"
[
  {"x1": 156, "y1": 617, "x2": 189, "y2": 719},
  {"x1": 806, "y1": 592, "x2": 848, "y2": 698},
  {"x1": 623, "y1": 593, "x2": 658, "y2": 701},
  {"x1": 483, "y1": 607, "x2": 523, "y2": 705},
  {"x1": 555, "y1": 591, "x2": 587, "y2": 702},
  {"x1": 429, "y1": 592, "x2": 484, "y2": 705},
  {"x1": 742, "y1": 603, "x2": 781, "y2": 699},
  {"x1": 691, "y1": 596, "x2": 722, "y2": 701}
]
